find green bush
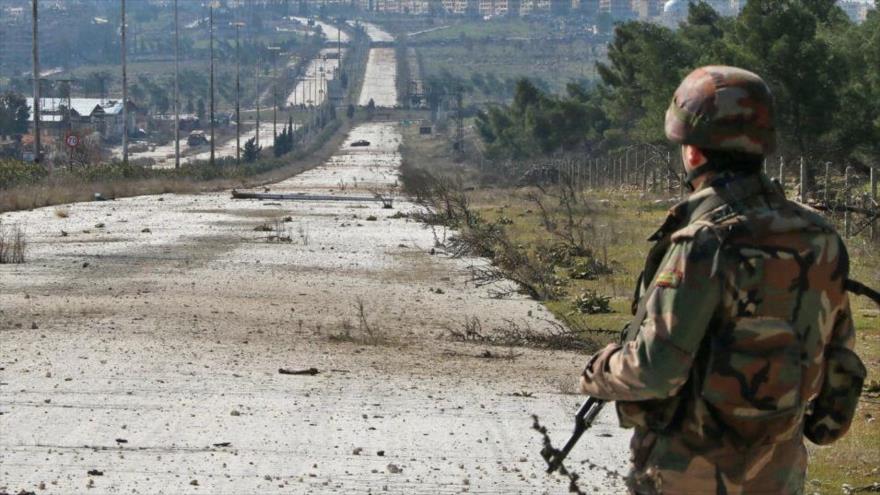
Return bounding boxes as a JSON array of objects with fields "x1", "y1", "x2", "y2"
[
  {"x1": 574, "y1": 290, "x2": 612, "y2": 315},
  {"x1": 0, "y1": 159, "x2": 49, "y2": 189}
]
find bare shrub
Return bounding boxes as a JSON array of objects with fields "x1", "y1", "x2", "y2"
[
  {"x1": 256, "y1": 218, "x2": 292, "y2": 243},
  {"x1": 0, "y1": 224, "x2": 27, "y2": 264},
  {"x1": 447, "y1": 316, "x2": 484, "y2": 342},
  {"x1": 527, "y1": 181, "x2": 596, "y2": 256},
  {"x1": 271, "y1": 218, "x2": 292, "y2": 243},
  {"x1": 297, "y1": 223, "x2": 310, "y2": 245},
  {"x1": 330, "y1": 298, "x2": 385, "y2": 345},
  {"x1": 54, "y1": 207, "x2": 70, "y2": 218},
  {"x1": 447, "y1": 316, "x2": 597, "y2": 352}
]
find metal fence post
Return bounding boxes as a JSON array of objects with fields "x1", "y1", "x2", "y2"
[
  {"x1": 799, "y1": 156, "x2": 806, "y2": 203},
  {"x1": 778, "y1": 156, "x2": 785, "y2": 196},
  {"x1": 844, "y1": 166, "x2": 851, "y2": 238},
  {"x1": 871, "y1": 165, "x2": 877, "y2": 241},
  {"x1": 824, "y1": 162, "x2": 830, "y2": 206}
]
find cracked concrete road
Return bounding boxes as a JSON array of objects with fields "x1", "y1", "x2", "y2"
[{"x1": 0, "y1": 122, "x2": 629, "y2": 494}]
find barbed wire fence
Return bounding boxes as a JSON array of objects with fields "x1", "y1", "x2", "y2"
[{"x1": 485, "y1": 146, "x2": 878, "y2": 242}]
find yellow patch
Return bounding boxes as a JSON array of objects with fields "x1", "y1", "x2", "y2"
[{"x1": 655, "y1": 270, "x2": 682, "y2": 288}]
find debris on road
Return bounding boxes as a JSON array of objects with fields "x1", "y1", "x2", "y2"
[{"x1": 278, "y1": 367, "x2": 319, "y2": 376}]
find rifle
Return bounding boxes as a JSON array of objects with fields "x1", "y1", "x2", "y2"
[
  {"x1": 539, "y1": 396, "x2": 606, "y2": 474},
  {"x1": 845, "y1": 279, "x2": 880, "y2": 307}
]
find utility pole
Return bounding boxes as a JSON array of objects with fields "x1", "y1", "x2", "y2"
[
  {"x1": 209, "y1": 2, "x2": 216, "y2": 165},
  {"x1": 31, "y1": 0, "x2": 41, "y2": 164},
  {"x1": 174, "y1": 0, "x2": 180, "y2": 168},
  {"x1": 454, "y1": 86, "x2": 464, "y2": 156},
  {"x1": 255, "y1": 60, "x2": 261, "y2": 147},
  {"x1": 233, "y1": 21, "x2": 245, "y2": 164},
  {"x1": 268, "y1": 46, "x2": 280, "y2": 139},
  {"x1": 122, "y1": 0, "x2": 128, "y2": 165}
]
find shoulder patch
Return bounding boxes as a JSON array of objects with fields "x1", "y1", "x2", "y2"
[{"x1": 655, "y1": 269, "x2": 683, "y2": 288}]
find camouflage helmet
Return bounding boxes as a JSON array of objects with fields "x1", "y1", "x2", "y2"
[{"x1": 665, "y1": 66, "x2": 776, "y2": 155}]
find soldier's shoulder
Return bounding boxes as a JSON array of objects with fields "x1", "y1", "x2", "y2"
[{"x1": 672, "y1": 198, "x2": 838, "y2": 244}]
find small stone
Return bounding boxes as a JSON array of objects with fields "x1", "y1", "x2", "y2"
[
  {"x1": 386, "y1": 463, "x2": 402, "y2": 474},
  {"x1": 230, "y1": 410, "x2": 241, "y2": 416}
]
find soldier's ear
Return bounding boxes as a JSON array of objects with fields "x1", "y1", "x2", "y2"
[{"x1": 682, "y1": 145, "x2": 708, "y2": 171}]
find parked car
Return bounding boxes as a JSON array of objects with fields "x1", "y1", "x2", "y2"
[{"x1": 187, "y1": 130, "x2": 209, "y2": 147}]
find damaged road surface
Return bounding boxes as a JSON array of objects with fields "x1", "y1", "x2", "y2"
[{"x1": 0, "y1": 122, "x2": 628, "y2": 494}]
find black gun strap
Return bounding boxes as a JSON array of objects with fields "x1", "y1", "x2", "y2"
[
  {"x1": 845, "y1": 279, "x2": 880, "y2": 307},
  {"x1": 622, "y1": 283, "x2": 659, "y2": 344}
]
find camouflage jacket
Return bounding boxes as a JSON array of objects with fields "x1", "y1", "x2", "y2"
[{"x1": 581, "y1": 172, "x2": 866, "y2": 495}]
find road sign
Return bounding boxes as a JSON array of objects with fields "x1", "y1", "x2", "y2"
[{"x1": 65, "y1": 133, "x2": 80, "y2": 148}]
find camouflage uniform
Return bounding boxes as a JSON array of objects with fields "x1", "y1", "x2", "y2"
[{"x1": 580, "y1": 66, "x2": 866, "y2": 495}]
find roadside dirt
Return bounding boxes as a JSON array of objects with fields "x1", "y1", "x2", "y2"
[{"x1": 0, "y1": 122, "x2": 628, "y2": 494}]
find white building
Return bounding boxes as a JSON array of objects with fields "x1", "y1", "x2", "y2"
[{"x1": 26, "y1": 98, "x2": 135, "y2": 140}]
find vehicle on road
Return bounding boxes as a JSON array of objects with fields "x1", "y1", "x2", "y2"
[{"x1": 187, "y1": 130, "x2": 209, "y2": 147}]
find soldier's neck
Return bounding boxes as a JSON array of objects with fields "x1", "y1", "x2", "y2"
[{"x1": 690, "y1": 172, "x2": 717, "y2": 192}]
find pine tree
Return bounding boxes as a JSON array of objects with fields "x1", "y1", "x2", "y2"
[{"x1": 243, "y1": 136, "x2": 261, "y2": 163}]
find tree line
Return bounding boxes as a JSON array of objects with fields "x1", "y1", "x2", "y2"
[{"x1": 476, "y1": 0, "x2": 879, "y2": 176}]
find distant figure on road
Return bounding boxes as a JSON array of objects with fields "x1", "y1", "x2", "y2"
[{"x1": 579, "y1": 66, "x2": 866, "y2": 494}]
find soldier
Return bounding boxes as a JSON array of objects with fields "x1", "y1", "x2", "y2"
[{"x1": 579, "y1": 66, "x2": 866, "y2": 494}]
